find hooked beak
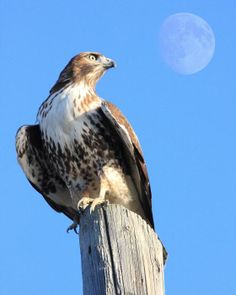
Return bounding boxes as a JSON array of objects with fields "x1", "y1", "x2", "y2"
[{"x1": 103, "y1": 57, "x2": 116, "y2": 69}]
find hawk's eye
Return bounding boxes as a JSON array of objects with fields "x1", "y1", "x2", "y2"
[{"x1": 89, "y1": 54, "x2": 97, "y2": 61}]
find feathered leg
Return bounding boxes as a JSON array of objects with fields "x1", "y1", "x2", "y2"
[{"x1": 77, "y1": 172, "x2": 109, "y2": 213}]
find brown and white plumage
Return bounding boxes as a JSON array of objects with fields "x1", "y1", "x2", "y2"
[{"x1": 16, "y1": 52, "x2": 154, "y2": 230}]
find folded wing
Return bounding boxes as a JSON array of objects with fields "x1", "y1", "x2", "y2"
[
  {"x1": 100, "y1": 101, "x2": 154, "y2": 228},
  {"x1": 15, "y1": 124, "x2": 76, "y2": 221}
]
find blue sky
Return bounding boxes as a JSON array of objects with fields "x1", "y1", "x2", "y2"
[{"x1": 1, "y1": 0, "x2": 235, "y2": 294}]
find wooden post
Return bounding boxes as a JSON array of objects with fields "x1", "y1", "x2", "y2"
[{"x1": 79, "y1": 204, "x2": 166, "y2": 295}]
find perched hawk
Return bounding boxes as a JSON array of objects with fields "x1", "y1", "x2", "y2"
[{"x1": 16, "y1": 52, "x2": 154, "y2": 231}]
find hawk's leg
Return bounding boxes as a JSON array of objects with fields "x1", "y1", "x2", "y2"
[{"x1": 77, "y1": 173, "x2": 109, "y2": 213}]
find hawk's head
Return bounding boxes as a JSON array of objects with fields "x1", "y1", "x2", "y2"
[{"x1": 50, "y1": 52, "x2": 115, "y2": 94}]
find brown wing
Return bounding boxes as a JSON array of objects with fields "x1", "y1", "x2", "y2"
[
  {"x1": 100, "y1": 101, "x2": 154, "y2": 228},
  {"x1": 15, "y1": 124, "x2": 77, "y2": 221}
]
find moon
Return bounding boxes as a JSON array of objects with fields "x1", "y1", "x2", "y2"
[{"x1": 159, "y1": 13, "x2": 215, "y2": 75}]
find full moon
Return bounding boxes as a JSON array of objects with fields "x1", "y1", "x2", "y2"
[{"x1": 159, "y1": 13, "x2": 215, "y2": 75}]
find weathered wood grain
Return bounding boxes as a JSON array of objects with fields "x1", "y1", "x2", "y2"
[{"x1": 79, "y1": 204, "x2": 165, "y2": 295}]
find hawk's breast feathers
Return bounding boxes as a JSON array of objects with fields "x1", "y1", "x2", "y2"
[{"x1": 16, "y1": 52, "x2": 154, "y2": 228}]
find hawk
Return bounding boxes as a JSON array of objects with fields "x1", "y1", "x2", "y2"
[{"x1": 16, "y1": 52, "x2": 154, "y2": 231}]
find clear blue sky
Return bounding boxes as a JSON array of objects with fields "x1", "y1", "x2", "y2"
[{"x1": 1, "y1": 1, "x2": 235, "y2": 294}]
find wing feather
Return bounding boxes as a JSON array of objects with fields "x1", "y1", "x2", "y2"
[
  {"x1": 15, "y1": 124, "x2": 77, "y2": 221},
  {"x1": 100, "y1": 101, "x2": 154, "y2": 228}
]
